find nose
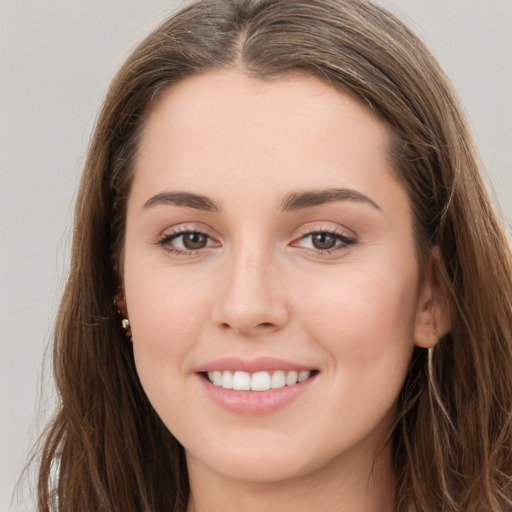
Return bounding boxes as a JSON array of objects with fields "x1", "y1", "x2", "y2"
[{"x1": 211, "y1": 243, "x2": 290, "y2": 337}]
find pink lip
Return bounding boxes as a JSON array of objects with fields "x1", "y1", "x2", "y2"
[
  {"x1": 195, "y1": 356, "x2": 314, "y2": 373},
  {"x1": 195, "y1": 357, "x2": 318, "y2": 415},
  {"x1": 198, "y1": 374, "x2": 317, "y2": 415}
]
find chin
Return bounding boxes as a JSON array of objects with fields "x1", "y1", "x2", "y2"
[
  {"x1": 197, "y1": 455, "x2": 313, "y2": 484},
  {"x1": 185, "y1": 433, "x2": 322, "y2": 484}
]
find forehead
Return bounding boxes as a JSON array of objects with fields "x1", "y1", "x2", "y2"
[
  {"x1": 132, "y1": 69, "x2": 400, "y2": 210},
  {"x1": 140, "y1": 69, "x2": 390, "y2": 151}
]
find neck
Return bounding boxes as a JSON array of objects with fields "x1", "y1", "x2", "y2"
[{"x1": 186, "y1": 442, "x2": 396, "y2": 512}]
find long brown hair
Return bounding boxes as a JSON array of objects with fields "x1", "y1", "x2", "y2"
[{"x1": 36, "y1": 0, "x2": 512, "y2": 510}]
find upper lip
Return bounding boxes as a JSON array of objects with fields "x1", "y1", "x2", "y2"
[{"x1": 195, "y1": 356, "x2": 316, "y2": 374}]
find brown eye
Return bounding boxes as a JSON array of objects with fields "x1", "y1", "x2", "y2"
[
  {"x1": 311, "y1": 232, "x2": 337, "y2": 250},
  {"x1": 293, "y1": 229, "x2": 356, "y2": 255},
  {"x1": 181, "y1": 232, "x2": 208, "y2": 250},
  {"x1": 158, "y1": 230, "x2": 216, "y2": 254}
]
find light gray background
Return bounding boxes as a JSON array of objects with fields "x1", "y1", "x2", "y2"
[{"x1": 1, "y1": 1, "x2": 510, "y2": 511}]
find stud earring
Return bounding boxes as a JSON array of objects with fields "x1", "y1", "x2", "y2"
[
  {"x1": 114, "y1": 294, "x2": 132, "y2": 341},
  {"x1": 121, "y1": 318, "x2": 132, "y2": 340}
]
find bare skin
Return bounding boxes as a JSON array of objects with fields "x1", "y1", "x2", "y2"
[{"x1": 122, "y1": 69, "x2": 448, "y2": 512}]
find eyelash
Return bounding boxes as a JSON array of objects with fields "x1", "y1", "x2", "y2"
[
  {"x1": 156, "y1": 226, "x2": 356, "y2": 257},
  {"x1": 292, "y1": 227, "x2": 356, "y2": 255},
  {"x1": 156, "y1": 226, "x2": 219, "y2": 256}
]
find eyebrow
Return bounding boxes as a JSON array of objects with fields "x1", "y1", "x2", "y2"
[
  {"x1": 142, "y1": 188, "x2": 380, "y2": 213},
  {"x1": 281, "y1": 188, "x2": 381, "y2": 212},
  {"x1": 142, "y1": 192, "x2": 219, "y2": 212}
]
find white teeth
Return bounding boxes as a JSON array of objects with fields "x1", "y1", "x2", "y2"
[
  {"x1": 212, "y1": 370, "x2": 222, "y2": 386},
  {"x1": 221, "y1": 371, "x2": 233, "y2": 389},
  {"x1": 298, "y1": 370, "x2": 310, "y2": 383},
  {"x1": 286, "y1": 370, "x2": 298, "y2": 386},
  {"x1": 270, "y1": 370, "x2": 286, "y2": 389},
  {"x1": 251, "y1": 371, "x2": 271, "y2": 391},
  {"x1": 207, "y1": 370, "x2": 312, "y2": 391},
  {"x1": 233, "y1": 371, "x2": 251, "y2": 390}
]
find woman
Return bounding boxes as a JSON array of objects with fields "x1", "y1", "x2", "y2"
[{"x1": 35, "y1": 0, "x2": 512, "y2": 510}]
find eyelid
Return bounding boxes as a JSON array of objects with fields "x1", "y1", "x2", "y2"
[
  {"x1": 293, "y1": 223, "x2": 355, "y2": 241},
  {"x1": 153, "y1": 222, "x2": 355, "y2": 257},
  {"x1": 155, "y1": 223, "x2": 221, "y2": 255},
  {"x1": 290, "y1": 224, "x2": 356, "y2": 254}
]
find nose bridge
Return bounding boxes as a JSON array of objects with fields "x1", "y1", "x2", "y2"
[{"x1": 212, "y1": 234, "x2": 288, "y2": 335}]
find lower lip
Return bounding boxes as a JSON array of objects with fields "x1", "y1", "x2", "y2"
[{"x1": 198, "y1": 374, "x2": 317, "y2": 415}]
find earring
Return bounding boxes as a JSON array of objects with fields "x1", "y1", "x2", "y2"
[
  {"x1": 427, "y1": 318, "x2": 438, "y2": 380},
  {"x1": 114, "y1": 295, "x2": 132, "y2": 341},
  {"x1": 121, "y1": 318, "x2": 132, "y2": 338}
]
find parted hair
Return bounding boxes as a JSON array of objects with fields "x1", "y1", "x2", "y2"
[{"x1": 35, "y1": 0, "x2": 512, "y2": 510}]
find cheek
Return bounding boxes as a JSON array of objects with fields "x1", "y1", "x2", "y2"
[
  {"x1": 124, "y1": 264, "x2": 213, "y2": 389},
  {"x1": 296, "y1": 259, "x2": 419, "y2": 377},
  {"x1": 127, "y1": 260, "x2": 209, "y2": 333}
]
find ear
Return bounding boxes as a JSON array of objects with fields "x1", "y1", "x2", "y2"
[{"x1": 413, "y1": 245, "x2": 452, "y2": 349}]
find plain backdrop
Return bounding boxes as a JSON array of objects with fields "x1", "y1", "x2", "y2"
[{"x1": 1, "y1": 1, "x2": 510, "y2": 511}]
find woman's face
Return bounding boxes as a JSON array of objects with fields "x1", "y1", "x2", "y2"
[{"x1": 123, "y1": 70, "x2": 433, "y2": 484}]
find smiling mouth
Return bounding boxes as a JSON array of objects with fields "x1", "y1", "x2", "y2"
[{"x1": 204, "y1": 369, "x2": 318, "y2": 391}]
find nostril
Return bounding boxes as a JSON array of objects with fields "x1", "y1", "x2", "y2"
[{"x1": 217, "y1": 321, "x2": 277, "y2": 334}]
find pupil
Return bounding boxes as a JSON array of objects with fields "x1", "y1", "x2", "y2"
[
  {"x1": 183, "y1": 232, "x2": 207, "y2": 250},
  {"x1": 312, "y1": 233, "x2": 336, "y2": 250}
]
